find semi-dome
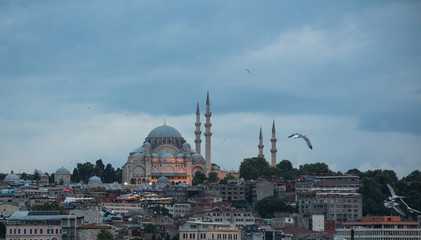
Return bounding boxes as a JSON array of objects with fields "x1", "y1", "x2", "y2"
[
  {"x1": 177, "y1": 153, "x2": 184, "y2": 158},
  {"x1": 192, "y1": 153, "x2": 203, "y2": 160},
  {"x1": 4, "y1": 173, "x2": 20, "y2": 182},
  {"x1": 56, "y1": 167, "x2": 70, "y2": 174},
  {"x1": 147, "y1": 125, "x2": 183, "y2": 139},
  {"x1": 151, "y1": 153, "x2": 159, "y2": 158},
  {"x1": 212, "y1": 165, "x2": 220, "y2": 170},
  {"x1": 161, "y1": 152, "x2": 174, "y2": 159},
  {"x1": 182, "y1": 142, "x2": 191, "y2": 151},
  {"x1": 88, "y1": 176, "x2": 102, "y2": 184},
  {"x1": 132, "y1": 152, "x2": 143, "y2": 159},
  {"x1": 131, "y1": 146, "x2": 143, "y2": 153}
]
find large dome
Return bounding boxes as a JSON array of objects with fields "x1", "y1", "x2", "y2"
[
  {"x1": 4, "y1": 173, "x2": 20, "y2": 182},
  {"x1": 156, "y1": 176, "x2": 170, "y2": 184},
  {"x1": 89, "y1": 176, "x2": 102, "y2": 184},
  {"x1": 146, "y1": 125, "x2": 183, "y2": 139},
  {"x1": 56, "y1": 167, "x2": 70, "y2": 174}
]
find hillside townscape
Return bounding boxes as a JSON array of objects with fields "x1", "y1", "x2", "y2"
[
  {"x1": 1, "y1": 97, "x2": 420, "y2": 239},
  {"x1": 1, "y1": 1, "x2": 420, "y2": 240}
]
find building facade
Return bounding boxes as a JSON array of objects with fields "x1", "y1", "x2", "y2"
[
  {"x1": 6, "y1": 210, "x2": 82, "y2": 240},
  {"x1": 296, "y1": 190, "x2": 362, "y2": 225},
  {"x1": 55, "y1": 167, "x2": 71, "y2": 185},
  {"x1": 336, "y1": 216, "x2": 421, "y2": 240},
  {"x1": 179, "y1": 219, "x2": 244, "y2": 240}
]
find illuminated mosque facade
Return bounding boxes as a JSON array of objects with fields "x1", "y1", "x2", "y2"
[{"x1": 122, "y1": 93, "x2": 213, "y2": 185}]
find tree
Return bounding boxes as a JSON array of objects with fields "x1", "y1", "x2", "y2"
[
  {"x1": 76, "y1": 162, "x2": 95, "y2": 183},
  {"x1": 220, "y1": 174, "x2": 236, "y2": 184},
  {"x1": 277, "y1": 160, "x2": 294, "y2": 172},
  {"x1": 33, "y1": 169, "x2": 40, "y2": 181},
  {"x1": 297, "y1": 162, "x2": 331, "y2": 175},
  {"x1": 347, "y1": 168, "x2": 362, "y2": 176},
  {"x1": 103, "y1": 164, "x2": 115, "y2": 183},
  {"x1": 275, "y1": 160, "x2": 298, "y2": 180},
  {"x1": 0, "y1": 173, "x2": 6, "y2": 181},
  {"x1": 115, "y1": 168, "x2": 123, "y2": 183},
  {"x1": 398, "y1": 170, "x2": 421, "y2": 218},
  {"x1": 35, "y1": 201, "x2": 66, "y2": 214},
  {"x1": 239, "y1": 157, "x2": 271, "y2": 180},
  {"x1": 256, "y1": 196, "x2": 297, "y2": 218},
  {"x1": 49, "y1": 173, "x2": 55, "y2": 184},
  {"x1": 130, "y1": 178, "x2": 136, "y2": 185},
  {"x1": 207, "y1": 172, "x2": 219, "y2": 183},
  {"x1": 358, "y1": 176, "x2": 390, "y2": 216},
  {"x1": 192, "y1": 171, "x2": 207, "y2": 185},
  {"x1": 143, "y1": 223, "x2": 156, "y2": 233},
  {"x1": 21, "y1": 172, "x2": 29, "y2": 180},
  {"x1": 95, "y1": 159, "x2": 105, "y2": 178},
  {"x1": 0, "y1": 222, "x2": 5, "y2": 238},
  {"x1": 71, "y1": 168, "x2": 80, "y2": 183},
  {"x1": 97, "y1": 229, "x2": 115, "y2": 240}
]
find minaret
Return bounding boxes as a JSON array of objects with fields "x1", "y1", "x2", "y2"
[
  {"x1": 258, "y1": 127, "x2": 264, "y2": 158},
  {"x1": 195, "y1": 103, "x2": 202, "y2": 154},
  {"x1": 204, "y1": 91, "x2": 212, "y2": 175},
  {"x1": 270, "y1": 120, "x2": 277, "y2": 167}
]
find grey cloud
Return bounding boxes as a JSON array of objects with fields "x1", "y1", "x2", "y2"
[{"x1": 358, "y1": 111, "x2": 421, "y2": 135}]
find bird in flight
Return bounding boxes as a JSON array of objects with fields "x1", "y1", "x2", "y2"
[
  {"x1": 387, "y1": 183, "x2": 421, "y2": 214},
  {"x1": 400, "y1": 198, "x2": 421, "y2": 214},
  {"x1": 245, "y1": 69, "x2": 251, "y2": 74},
  {"x1": 288, "y1": 133, "x2": 313, "y2": 149},
  {"x1": 387, "y1": 183, "x2": 406, "y2": 201},
  {"x1": 384, "y1": 200, "x2": 406, "y2": 216}
]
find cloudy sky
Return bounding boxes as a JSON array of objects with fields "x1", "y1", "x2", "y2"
[{"x1": 1, "y1": 1, "x2": 420, "y2": 178}]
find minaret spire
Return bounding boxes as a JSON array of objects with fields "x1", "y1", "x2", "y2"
[
  {"x1": 258, "y1": 127, "x2": 264, "y2": 158},
  {"x1": 270, "y1": 119, "x2": 277, "y2": 167},
  {"x1": 195, "y1": 102, "x2": 202, "y2": 154},
  {"x1": 204, "y1": 91, "x2": 212, "y2": 175}
]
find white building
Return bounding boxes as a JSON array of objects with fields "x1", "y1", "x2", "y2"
[
  {"x1": 179, "y1": 218, "x2": 244, "y2": 240},
  {"x1": 200, "y1": 209, "x2": 256, "y2": 229},
  {"x1": 336, "y1": 216, "x2": 421, "y2": 240}
]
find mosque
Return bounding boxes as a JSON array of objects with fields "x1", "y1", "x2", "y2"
[{"x1": 122, "y1": 92, "x2": 213, "y2": 185}]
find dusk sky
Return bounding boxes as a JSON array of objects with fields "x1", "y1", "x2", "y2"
[{"x1": 1, "y1": 1, "x2": 420, "y2": 178}]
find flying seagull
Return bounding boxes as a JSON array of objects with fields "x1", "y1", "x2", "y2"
[
  {"x1": 387, "y1": 183, "x2": 406, "y2": 201},
  {"x1": 399, "y1": 195, "x2": 421, "y2": 214},
  {"x1": 288, "y1": 133, "x2": 313, "y2": 149},
  {"x1": 393, "y1": 205, "x2": 406, "y2": 216}
]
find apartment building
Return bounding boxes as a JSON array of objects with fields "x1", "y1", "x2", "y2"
[
  {"x1": 200, "y1": 209, "x2": 255, "y2": 228},
  {"x1": 296, "y1": 190, "x2": 362, "y2": 225},
  {"x1": 179, "y1": 218, "x2": 244, "y2": 240},
  {"x1": 336, "y1": 216, "x2": 421, "y2": 240}
]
